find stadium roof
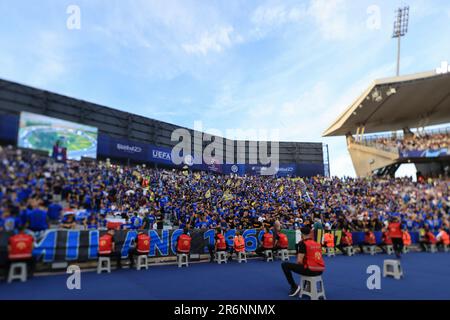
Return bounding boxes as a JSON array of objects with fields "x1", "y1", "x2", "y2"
[{"x1": 323, "y1": 70, "x2": 450, "y2": 137}]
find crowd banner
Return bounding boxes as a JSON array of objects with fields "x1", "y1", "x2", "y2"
[
  {"x1": 399, "y1": 148, "x2": 449, "y2": 158},
  {"x1": 0, "y1": 229, "x2": 422, "y2": 265}
]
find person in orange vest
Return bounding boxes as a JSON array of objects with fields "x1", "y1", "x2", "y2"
[
  {"x1": 387, "y1": 217, "x2": 404, "y2": 258},
  {"x1": 207, "y1": 228, "x2": 226, "y2": 262},
  {"x1": 419, "y1": 226, "x2": 437, "y2": 252},
  {"x1": 281, "y1": 226, "x2": 325, "y2": 296},
  {"x1": 7, "y1": 226, "x2": 35, "y2": 279},
  {"x1": 99, "y1": 229, "x2": 123, "y2": 269},
  {"x1": 128, "y1": 231, "x2": 151, "y2": 268},
  {"x1": 232, "y1": 230, "x2": 246, "y2": 258},
  {"x1": 255, "y1": 226, "x2": 274, "y2": 258},
  {"x1": 436, "y1": 227, "x2": 450, "y2": 251},
  {"x1": 322, "y1": 228, "x2": 335, "y2": 250},
  {"x1": 275, "y1": 232, "x2": 289, "y2": 251},
  {"x1": 337, "y1": 228, "x2": 353, "y2": 255},
  {"x1": 358, "y1": 228, "x2": 377, "y2": 254},
  {"x1": 177, "y1": 228, "x2": 192, "y2": 256},
  {"x1": 402, "y1": 230, "x2": 412, "y2": 248},
  {"x1": 379, "y1": 228, "x2": 393, "y2": 253}
]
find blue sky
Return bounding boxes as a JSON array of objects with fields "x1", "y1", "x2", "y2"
[{"x1": 1, "y1": 0, "x2": 450, "y2": 177}]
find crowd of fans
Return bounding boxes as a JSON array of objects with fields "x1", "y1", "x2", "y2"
[
  {"x1": 361, "y1": 130, "x2": 449, "y2": 154},
  {"x1": 1, "y1": 145, "x2": 449, "y2": 236}
]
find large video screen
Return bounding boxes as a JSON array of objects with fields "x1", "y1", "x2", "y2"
[{"x1": 18, "y1": 112, "x2": 98, "y2": 160}]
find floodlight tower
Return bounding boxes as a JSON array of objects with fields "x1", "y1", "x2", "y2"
[{"x1": 392, "y1": 6, "x2": 410, "y2": 76}]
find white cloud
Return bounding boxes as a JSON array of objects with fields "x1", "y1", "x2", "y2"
[
  {"x1": 182, "y1": 26, "x2": 242, "y2": 55},
  {"x1": 251, "y1": 5, "x2": 306, "y2": 26},
  {"x1": 307, "y1": 0, "x2": 350, "y2": 41},
  {"x1": 29, "y1": 32, "x2": 68, "y2": 87}
]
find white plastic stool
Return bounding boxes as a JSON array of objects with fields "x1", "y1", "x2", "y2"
[
  {"x1": 403, "y1": 246, "x2": 409, "y2": 254},
  {"x1": 237, "y1": 251, "x2": 247, "y2": 263},
  {"x1": 278, "y1": 249, "x2": 290, "y2": 261},
  {"x1": 177, "y1": 253, "x2": 189, "y2": 268},
  {"x1": 97, "y1": 257, "x2": 111, "y2": 274},
  {"x1": 136, "y1": 255, "x2": 149, "y2": 270},
  {"x1": 264, "y1": 250, "x2": 274, "y2": 262},
  {"x1": 364, "y1": 246, "x2": 376, "y2": 255},
  {"x1": 383, "y1": 259, "x2": 403, "y2": 280},
  {"x1": 216, "y1": 251, "x2": 228, "y2": 264},
  {"x1": 7, "y1": 262, "x2": 27, "y2": 283},
  {"x1": 344, "y1": 246, "x2": 354, "y2": 256},
  {"x1": 326, "y1": 247, "x2": 335, "y2": 257},
  {"x1": 385, "y1": 245, "x2": 394, "y2": 255},
  {"x1": 299, "y1": 276, "x2": 326, "y2": 300},
  {"x1": 426, "y1": 244, "x2": 437, "y2": 253}
]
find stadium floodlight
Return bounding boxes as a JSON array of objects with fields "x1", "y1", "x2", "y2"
[
  {"x1": 392, "y1": 6, "x2": 410, "y2": 76},
  {"x1": 386, "y1": 87, "x2": 397, "y2": 96},
  {"x1": 372, "y1": 89, "x2": 383, "y2": 102}
]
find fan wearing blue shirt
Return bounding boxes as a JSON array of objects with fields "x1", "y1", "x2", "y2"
[
  {"x1": 130, "y1": 213, "x2": 143, "y2": 230},
  {"x1": 27, "y1": 200, "x2": 49, "y2": 232},
  {"x1": 47, "y1": 202, "x2": 63, "y2": 223}
]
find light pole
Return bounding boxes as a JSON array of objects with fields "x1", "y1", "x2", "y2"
[{"x1": 392, "y1": 6, "x2": 410, "y2": 76}]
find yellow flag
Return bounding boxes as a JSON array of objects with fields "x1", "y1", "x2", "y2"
[
  {"x1": 205, "y1": 190, "x2": 211, "y2": 199},
  {"x1": 223, "y1": 190, "x2": 233, "y2": 201}
]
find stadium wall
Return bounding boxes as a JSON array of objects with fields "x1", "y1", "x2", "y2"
[{"x1": 0, "y1": 79, "x2": 324, "y2": 176}]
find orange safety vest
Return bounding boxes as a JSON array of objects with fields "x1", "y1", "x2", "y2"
[
  {"x1": 402, "y1": 231, "x2": 412, "y2": 246},
  {"x1": 342, "y1": 231, "x2": 353, "y2": 246},
  {"x1": 99, "y1": 234, "x2": 113, "y2": 255},
  {"x1": 262, "y1": 233, "x2": 274, "y2": 249},
  {"x1": 383, "y1": 231, "x2": 393, "y2": 245},
  {"x1": 365, "y1": 232, "x2": 376, "y2": 245},
  {"x1": 323, "y1": 233, "x2": 335, "y2": 248},
  {"x1": 439, "y1": 231, "x2": 449, "y2": 245},
  {"x1": 177, "y1": 234, "x2": 192, "y2": 253},
  {"x1": 426, "y1": 231, "x2": 437, "y2": 244},
  {"x1": 233, "y1": 235, "x2": 245, "y2": 252},
  {"x1": 303, "y1": 239, "x2": 325, "y2": 272},
  {"x1": 216, "y1": 234, "x2": 227, "y2": 250},
  {"x1": 8, "y1": 234, "x2": 34, "y2": 260},
  {"x1": 278, "y1": 233, "x2": 289, "y2": 249},
  {"x1": 388, "y1": 222, "x2": 403, "y2": 238},
  {"x1": 137, "y1": 234, "x2": 151, "y2": 254}
]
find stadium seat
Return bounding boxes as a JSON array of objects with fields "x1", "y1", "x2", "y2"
[
  {"x1": 237, "y1": 251, "x2": 247, "y2": 263},
  {"x1": 426, "y1": 244, "x2": 437, "y2": 253},
  {"x1": 299, "y1": 276, "x2": 326, "y2": 300},
  {"x1": 325, "y1": 247, "x2": 335, "y2": 257},
  {"x1": 343, "y1": 246, "x2": 355, "y2": 256},
  {"x1": 364, "y1": 246, "x2": 376, "y2": 255},
  {"x1": 177, "y1": 254, "x2": 189, "y2": 268},
  {"x1": 385, "y1": 245, "x2": 394, "y2": 255},
  {"x1": 97, "y1": 257, "x2": 111, "y2": 274},
  {"x1": 215, "y1": 251, "x2": 227, "y2": 264},
  {"x1": 136, "y1": 255, "x2": 149, "y2": 271},
  {"x1": 7, "y1": 262, "x2": 27, "y2": 283},
  {"x1": 383, "y1": 259, "x2": 403, "y2": 280},
  {"x1": 264, "y1": 250, "x2": 274, "y2": 262},
  {"x1": 277, "y1": 249, "x2": 290, "y2": 261}
]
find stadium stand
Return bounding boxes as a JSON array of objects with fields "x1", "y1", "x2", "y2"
[{"x1": 323, "y1": 70, "x2": 450, "y2": 178}]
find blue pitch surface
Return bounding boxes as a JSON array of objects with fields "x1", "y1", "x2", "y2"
[{"x1": 0, "y1": 252, "x2": 449, "y2": 300}]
